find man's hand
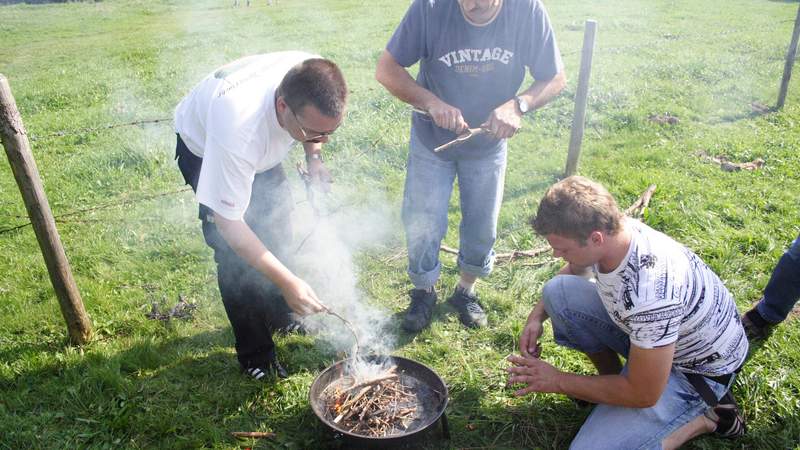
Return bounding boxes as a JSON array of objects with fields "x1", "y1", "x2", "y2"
[
  {"x1": 307, "y1": 158, "x2": 333, "y2": 193},
  {"x1": 506, "y1": 354, "x2": 563, "y2": 396},
  {"x1": 424, "y1": 98, "x2": 469, "y2": 134},
  {"x1": 481, "y1": 100, "x2": 522, "y2": 139},
  {"x1": 280, "y1": 276, "x2": 328, "y2": 316},
  {"x1": 519, "y1": 308, "x2": 545, "y2": 358}
]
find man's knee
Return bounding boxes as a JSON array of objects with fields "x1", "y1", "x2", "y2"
[{"x1": 541, "y1": 275, "x2": 573, "y2": 315}]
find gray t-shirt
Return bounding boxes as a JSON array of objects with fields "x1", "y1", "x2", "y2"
[
  {"x1": 386, "y1": 0, "x2": 563, "y2": 157},
  {"x1": 594, "y1": 219, "x2": 748, "y2": 376}
]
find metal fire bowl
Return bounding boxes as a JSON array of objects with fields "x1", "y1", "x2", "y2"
[{"x1": 309, "y1": 355, "x2": 449, "y2": 447}]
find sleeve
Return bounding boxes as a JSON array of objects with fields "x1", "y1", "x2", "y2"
[
  {"x1": 195, "y1": 100, "x2": 256, "y2": 221},
  {"x1": 524, "y1": 0, "x2": 564, "y2": 81},
  {"x1": 623, "y1": 258, "x2": 685, "y2": 349},
  {"x1": 385, "y1": 0, "x2": 427, "y2": 67}
]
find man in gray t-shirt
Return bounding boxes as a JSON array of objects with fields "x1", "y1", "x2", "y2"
[{"x1": 376, "y1": 0, "x2": 566, "y2": 332}]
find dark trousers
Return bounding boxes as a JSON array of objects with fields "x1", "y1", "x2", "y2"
[
  {"x1": 175, "y1": 135, "x2": 295, "y2": 369},
  {"x1": 758, "y1": 233, "x2": 800, "y2": 323}
]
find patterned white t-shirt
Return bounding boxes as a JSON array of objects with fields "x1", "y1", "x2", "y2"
[{"x1": 594, "y1": 219, "x2": 748, "y2": 376}]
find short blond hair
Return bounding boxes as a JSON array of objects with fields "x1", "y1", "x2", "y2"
[{"x1": 530, "y1": 176, "x2": 624, "y2": 243}]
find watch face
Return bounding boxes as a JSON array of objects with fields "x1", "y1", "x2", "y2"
[{"x1": 517, "y1": 97, "x2": 529, "y2": 114}]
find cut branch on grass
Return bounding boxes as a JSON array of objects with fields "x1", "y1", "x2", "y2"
[
  {"x1": 145, "y1": 295, "x2": 197, "y2": 321},
  {"x1": 440, "y1": 244, "x2": 550, "y2": 264},
  {"x1": 696, "y1": 151, "x2": 765, "y2": 172},
  {"x1": 230, "y1": 431, "x2": 276, "y2": 439},
  {"x1": 624, "y1": 184, "x2": 657, "y2": 218}
]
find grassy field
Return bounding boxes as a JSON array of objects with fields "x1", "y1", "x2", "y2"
[{"x1": 1, "y1": 0, "x2": 799, "y2": 448}]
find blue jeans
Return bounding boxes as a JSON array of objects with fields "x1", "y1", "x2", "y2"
[
  {"x1": 757, "y1": 233, "x2": 800, "y2": 323},
  {"x1": 402, "y1": 129, "x2": 507, "y2": 289},
  {"x1": 542, "y1": 275, "x2": 731, "y2": 450}
]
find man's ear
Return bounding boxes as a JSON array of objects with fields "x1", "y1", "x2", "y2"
[
  {"x1": 589, "y1": 230, "x2": 604, "y2": 245},
  {"x1": 275, "y1": 95, "x2": 287, "y2": 113}
]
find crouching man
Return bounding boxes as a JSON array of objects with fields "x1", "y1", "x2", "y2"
[{"x1": 507, "y1": 176, "x2": 748, "y2": 449}]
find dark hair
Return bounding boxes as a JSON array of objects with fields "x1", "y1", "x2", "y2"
[
  {"x1": 278, "y1": 58, "x2": 347, "y2": 118},
  {"x1": 530, "y1": 176, "x2": 624, "y2": 244}
]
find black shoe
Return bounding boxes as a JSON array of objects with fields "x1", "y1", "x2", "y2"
[
  {"x1": 402, "y1": 288, "x2": 436, "y2": 332},
  {"x1": 242, "y1": 352, "x2": 288, "y2": 380},
  {"x1": 705, "y1": 393, "x2": 746, "y2": 438},
  {"x1": 741, "y1": 305, "x2": 774, "y2": 341},
  {"x1": 447, "y1": 287, "x2": 488, "y2": 328}
]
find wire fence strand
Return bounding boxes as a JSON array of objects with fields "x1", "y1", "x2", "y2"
[{"x1": 0, "y1": 187, "x2": 191, "y2": 235}]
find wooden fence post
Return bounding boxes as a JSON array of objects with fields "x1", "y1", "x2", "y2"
[
  {"x1": 777, "y1": 4, "x2": 800, "y2": 109},
  {"x1": 565, "y1": 20, "x2": 598, "y2": 177},
  {"x1": 0, "y1": 74, "x2": 92, "y2": 345}
]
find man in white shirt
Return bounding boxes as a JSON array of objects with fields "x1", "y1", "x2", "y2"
[
  {"x1": 508, "y1": 176, "x2": 748, "y2": 449},
  {"x1": 174, "y1": 52, "x2": 347, "y2": 380}
]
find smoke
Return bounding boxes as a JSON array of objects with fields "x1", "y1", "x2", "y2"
[{"x1": 291, "y1": 184, "x2": 398, "y2": 360}]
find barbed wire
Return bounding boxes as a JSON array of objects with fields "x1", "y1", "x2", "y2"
[
  {"x1": 0, "y1": 187, "x2": 191, "y2": 235},
  {"x1": 28, "y1": 117, "x2": 172, "y2": 141}
]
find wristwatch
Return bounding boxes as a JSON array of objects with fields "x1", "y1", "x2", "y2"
[
  {"x1": 306, "y1": 153, "x2": 323, "y2": 163},
  {"x1": 515, "y1": 95, "x2": 530, "y2": 115}
]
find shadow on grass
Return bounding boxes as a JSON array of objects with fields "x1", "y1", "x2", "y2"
[
  {"x1": 503, "y1": 175, "x2": 562, "y2": 204},
  {"x1": 443, "y1": 383, "x2": 587, "y2": 449},
  {"x1": 0, "y1": 326, "x2": 339, "y2": 448},
  {"x1": 388, "y1": 301, "x2": 466, "y2": 351}
]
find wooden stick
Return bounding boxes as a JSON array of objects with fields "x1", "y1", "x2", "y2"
[
  {"x1": 434, "y1": 128, "x2": 486, "y2": 152},
  {"x1": 230, "y1": 431, "x2": 276, "y2": 439},
  {"x1": 347, "y1": 374, "x2": 398, "y2": 392},
  {"x1": 565, "y1": 20, "x2": 598, "y2": 176},
  {"x1": 0, "y1": 74, "x2": 92, "y2": 345},
  {"x1": 440, "y1": 244, "x2": 550, "y2": 263},
  {"x1": 777, "y1": 3, "x2": 800, "y2": 109}
]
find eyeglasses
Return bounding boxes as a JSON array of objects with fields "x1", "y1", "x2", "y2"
[{"x1": 289, "y1": 106, "x2": 337, "y2": 143}]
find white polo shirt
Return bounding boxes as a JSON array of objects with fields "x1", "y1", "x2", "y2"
[{"x1": 174, "y1": 51, "x2": 317, "y2": 220}]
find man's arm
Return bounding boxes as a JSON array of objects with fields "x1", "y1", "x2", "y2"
[
  {"x1": 517, "y1": 71, "x2": 568, "y2": 114},
  {"x1": 212, "y1": 212, "x2": 326, "y2": 315},
  {"x1": 508, "y1": 342, "x2": 675, "y2": 408},
  {"x1": 375, "y1": 50, "x2": 468, "y2": 133},
  {"x1": 519, "y1": 263, "x2": 589, "y2": 356},
  {"x1": 482, "y1": 71, "x2": 567, "y2": 139}
]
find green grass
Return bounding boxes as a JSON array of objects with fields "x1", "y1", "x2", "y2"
[{"x1": 1, "y1": 0, "x2": 799, "y2": 448}]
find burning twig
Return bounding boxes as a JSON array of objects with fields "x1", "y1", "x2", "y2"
[
  {"x1": 324, "y1": 367, "x2": 421, "y2": 437},
  {"x1": 347, "y1": 373, "x2": 399, "y2": 392}
]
